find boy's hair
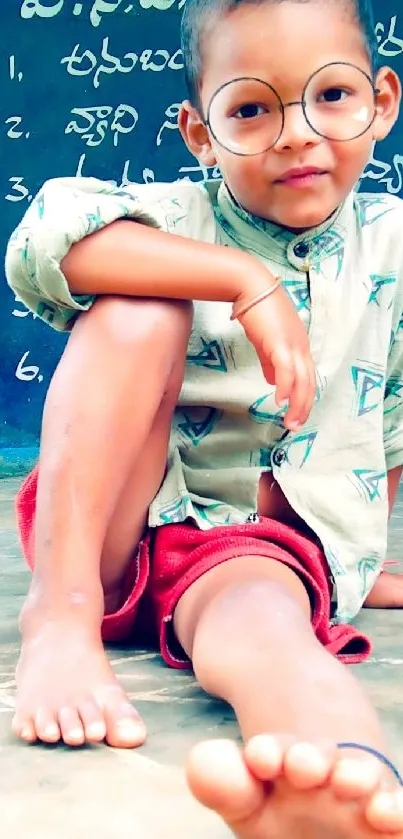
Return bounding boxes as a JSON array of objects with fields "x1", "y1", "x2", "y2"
[{"x1": 181, "y1": 0, "x2": 379, "y2": 111}]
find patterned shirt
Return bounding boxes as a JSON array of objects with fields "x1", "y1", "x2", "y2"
[{"x1": 5, "y1": 176, "x2": 403, "y2": 623}]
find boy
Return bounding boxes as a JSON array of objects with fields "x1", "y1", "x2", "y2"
[{"x1": 6, "y1": 0, "x2": 403, "y2": 834}]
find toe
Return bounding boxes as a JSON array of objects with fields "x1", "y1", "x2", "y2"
[
  {"x1": 34, "y1": 708, "x2": 61, "y2": 743},
  {"x1": 283, "y1": 742, "x2": 334, "y2": 790},
  {"x1": 186, "y1": 739, "x2": 265, "y2": 821},
  {"x1": 244, "y1": 734, "x2": 288, "y2": 781},
  {"x1": 365, "y1": 789, "x2": 403, "y2": 833},
  {"x1": 58, "y1": 707, "x2": 86, "y2": 747},
  {"x1": 78, "y1": 699, "x2": 107, "y2": 743},
  {"x1": 331, "y1": 756, "x2": 382, "y2": 800},
  {"x1": 12, "y1": 713, "x2": 37, "y2": 743},
  {"x1": 102, "y1": 692, "x2": 146, "y2": 749}
]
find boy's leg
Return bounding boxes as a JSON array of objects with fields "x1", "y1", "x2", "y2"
[
  {"x1": 13, "y1": 296, "x2": 192, "y2": 748},
  {"x1": 364, "y1": 571, "x2": 403, "y2": 609},
  {"x1": 173, "y1": 558, "x2": 403, "y2": 837}
]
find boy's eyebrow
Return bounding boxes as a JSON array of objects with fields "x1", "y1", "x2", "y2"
[{"x1": 208, "y1": 60, "x2": 375, "y2": 93}]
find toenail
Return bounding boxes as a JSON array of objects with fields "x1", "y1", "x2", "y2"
[
  {"x1": 44, "y1": 724, "x2": 59, "y2": 737},
  {"x1": 247, "y1": 734, "x2": 283, "y2": 762},
  {"x1": 335, "y1": 758, "x2": 365, "y2": 779},
  {"x1": 117, "y1": 719, "x2": 142, "y2": 729},
  {"x1": 391, "y1": 791, "x2": 403, "y2": 812},
  {"x1": 288, "y1": 743, "x2": 325, "y2": 765},
  {"x1": 116, "y1": 720, "x2": 144, "y2": 736},
  {"x1": 371, "y1": 790, "x2": 403, "y2": 814},
  {"x1": 67, "y1": 729, "x2": 84, "y2": 741},
  {"x1": 86, "y1": 722, "x2": 105, "y2": 737},
  {"x1": 251, "y1": 734, "x2": 281, "y2": 751},
  {"x1": 21, "y1": 727, "x2": 33, "y2": 739},
  {"x1": 338, "y1": 743, "x2": 403, "y2": 785}
]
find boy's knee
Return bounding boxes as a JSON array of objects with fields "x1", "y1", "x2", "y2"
[
  {"x1": 86, "y1": 296, "x2": 193, "y2": 353},
  {"x1": 190, "y1": 577, "x2": 310, "y2": 693},
  {"x1": 58, "y1": 297, "x2": 192, "y2": 403}
]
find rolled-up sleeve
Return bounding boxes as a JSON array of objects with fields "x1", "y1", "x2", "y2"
[
  {"x1": 384, "y1": 325, "x2": 403, "y2": 470},
  {"x1": 5, "y1": 176, "x2": 214, "y2": 331}
]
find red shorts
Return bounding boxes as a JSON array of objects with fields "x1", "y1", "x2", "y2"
[{"x1": 16, "y1": 467, "x2": 371, "y2": 668}]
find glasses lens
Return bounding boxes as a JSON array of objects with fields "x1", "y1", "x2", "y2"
[
  {"x1": 304, "y1": 63, "x2": 376, "y2": 141},
  {"x1": 207, "y1": 78, "x2": 283, "y2": 155}
]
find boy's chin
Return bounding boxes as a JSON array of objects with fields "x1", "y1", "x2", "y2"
[{"x1": 265, "y1": 204, "x2": 339, "y2": 232}]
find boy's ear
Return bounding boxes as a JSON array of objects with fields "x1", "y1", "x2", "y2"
[
  {"x1": 372, "y1": 66, "x2": 402, "y2": 141},
  {"x1": 178, "y1": 101, "x2": 217, "y2": 166}
]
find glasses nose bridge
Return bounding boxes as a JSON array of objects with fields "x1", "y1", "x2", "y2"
[
  {"x1": 278, "y1": 97, "x2": 319, "y2": 144},
  {"x1": 283, "y1": 99, "x2": 304, "y2": 110}
]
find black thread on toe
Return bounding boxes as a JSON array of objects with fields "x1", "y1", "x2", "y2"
[{"x1": 337, "y1": 742, "x2": 403, "y2": 785}]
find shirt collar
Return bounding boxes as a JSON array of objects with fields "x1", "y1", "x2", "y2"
[{"x1": 206, "y1": 180, "x2": 354, "y2": 271}]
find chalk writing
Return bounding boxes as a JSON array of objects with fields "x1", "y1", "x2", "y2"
[
  {"x1": 12, "y1": 297, "x2": 38, "y2": 320},
  {"x1": 177, "y1": 162, "x2": 222, "y2": 183},
  {"x1": 5, "y1": 177, "x2": 32, "y2": 203},
  {"x1": 5, "y1": 116, "x2": 30, "y2": 140},
  {"x1": 138, "y1": 48, "x2": 183, "y2": 72},
  {"x1": 76, "y1": 151, "x2": 137, "y2": 185},
  {"x1": 361, "y1": 148, "x2": 403, "y2": 194},
  {"x1": 156, "y1": 102, "x2": 181, "y2": 146},
  {"x1": 15, "y1": 351, "x2": 43, "y2": 383},
  {"x1": 376, "y1": 15, "x2": 403, "y2": 57},
  {"x1": 20, "y1": 0, "x2": 64, "y2": 17},
  {"x1": 20, "y1": 0, "x2": 186, "y2": 26},
  {"x1": 75, "y1": 151, "x2": 221, "y2": 187},
  {"x1": 9, "y1": 55, "x2": 23, "y2": 82},
  {"x1": 65, "y1": 103, "x2": 138, "y2": 146},
  {"x1": 61, "y1": 38, "x2": 183, "y2": 88}
]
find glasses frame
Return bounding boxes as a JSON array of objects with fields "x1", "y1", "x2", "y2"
[{"x1": 205, "y1": 61, "x2": 380, "y2": 157}]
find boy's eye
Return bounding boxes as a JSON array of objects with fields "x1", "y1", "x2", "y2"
[
  {"x1": 317, "y1": 86, "x2": 349, "y2": 104},
  {"x1": 233, "y1": 103, "x2": 268, "y2": 119}
]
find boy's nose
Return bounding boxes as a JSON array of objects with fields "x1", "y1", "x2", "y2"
[{"x1": 275, "y1": 102, "x2": 322, "y2": 151}]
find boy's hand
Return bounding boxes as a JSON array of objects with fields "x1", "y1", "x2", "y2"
[{"x1": 236, "y1": 283, "x2": 316, "y2": 431}]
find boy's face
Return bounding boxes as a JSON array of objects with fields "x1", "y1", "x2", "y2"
[{"x1": 180, "y1": 1, "x2": 400, "y2": 230}]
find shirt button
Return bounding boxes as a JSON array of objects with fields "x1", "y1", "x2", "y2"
[
  {"x1": 272, "y1": 448, "x2": 286, "y2": 467},
  {"x1": 293, "y1": 241, "x2": 310, "y2": 259}
]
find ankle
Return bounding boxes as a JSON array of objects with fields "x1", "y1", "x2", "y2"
[{"x1": 19, "y1": 579, "x2": 105, "y2": 639}]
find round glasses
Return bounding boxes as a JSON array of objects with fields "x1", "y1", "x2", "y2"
[{"x1": 205, "y1": 62, "x2": 379, "y2": 156}]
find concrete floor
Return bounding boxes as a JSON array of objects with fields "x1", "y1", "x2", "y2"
[{"x1": 1, "y1": 476, "x2": 403, "y2": 838}]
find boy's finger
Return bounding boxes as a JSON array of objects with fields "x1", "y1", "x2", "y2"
[
  {"x1": 287, "y1": 356, "x2": 316, "y2": 429},
  {"x1": 303, "y1": 359, "x2": 317, "y2": 417},
  {"x1": 293, "y1": 359, "x2": 317, "y2": 429},
  {"x1": 271, "y1": 346, "x2": 295, "y2": 406},
  {"x1": 283, "y1": 355, "x2": 312, "y2": 430}
]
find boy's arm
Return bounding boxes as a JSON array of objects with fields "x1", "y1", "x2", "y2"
[
  {"x1": 5, "y1": 176, "x2": 283, "y2": 322},
  {"x1": 62, "y1": 219, "x2": 318, "y2": 430},
  {"x1": 6, "y1": 177, "x2": 316, "y2": 430},
  {"x1": 62, "y1": 218, "x2": 264, "y2": 305}
]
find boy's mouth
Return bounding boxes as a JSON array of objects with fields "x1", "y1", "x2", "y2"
[{"x1": 275, "y1": 167, "x2": 328, "y2": 188}]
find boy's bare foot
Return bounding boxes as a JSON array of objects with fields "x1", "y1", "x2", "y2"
[
  {"x1": 12, "y1": 619, "x2": 146, "y2": 748},
  {"x1": 364, "y1": 571, "x2": 403, "y2": 609},
  {"x1": 186, "y1": 736, "x2": 403, "y2": 838}
]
